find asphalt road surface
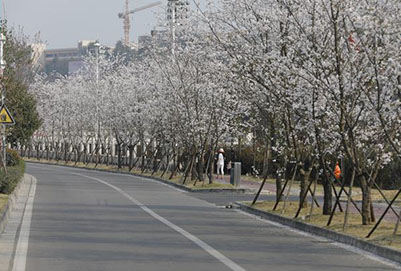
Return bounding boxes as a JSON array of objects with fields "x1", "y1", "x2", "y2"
[{"x1": 21, "y1": 163, "x2": 400, "y2": 271}]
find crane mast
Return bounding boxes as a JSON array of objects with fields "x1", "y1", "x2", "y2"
[{"x1": 123, "y1": 0, "x2": 130, "y2": 47}]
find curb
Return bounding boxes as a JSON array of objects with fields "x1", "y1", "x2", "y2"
[
  {"x1": 0, "y1": 174, "x2": 35, "y2": 271},
  {"x1": 25, "y1": 160, "x2": 254, "y2": 194},
  {"x1": 146, "y1": 174, "x2": 254, "y2": 194},
  {"x1": 0, "y1": 174, "x2": 32, "y2": 235},
  {"x1": 236, "y1": 202, "x2": 401, "y2": 264}
]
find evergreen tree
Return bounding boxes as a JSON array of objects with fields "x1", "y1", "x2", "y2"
[{"x1": 1, "y1": 25, "x2": 41, "y2": 146}]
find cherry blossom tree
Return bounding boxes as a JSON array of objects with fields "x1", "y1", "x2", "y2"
[{"x1": 26, "y1": 0, "x2": 401, "y2": 226}]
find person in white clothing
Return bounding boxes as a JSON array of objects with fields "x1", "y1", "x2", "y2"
[{"x1": 216, "y1": 148, "x2": 225, "y2": 179}]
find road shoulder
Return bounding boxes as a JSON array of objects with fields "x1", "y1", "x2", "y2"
[{"x1": 0, "y1": 174, "x2": 36, "y2": 271}]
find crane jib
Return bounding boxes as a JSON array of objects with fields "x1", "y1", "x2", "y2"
[{"x1": 119, "y1": 0, "x2": 162, "y2": 46}]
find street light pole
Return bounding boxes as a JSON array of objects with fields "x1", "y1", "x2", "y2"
[
  {"x1": 167, "y1": 0, "x2": 177, "y2": 55},
  {"x1": 172, "y1": 2, "x2": 176, "y2": 55},
  {"x1": 167, "y1": 0, "x2": 189, "y2": 55},
  {"x1": 0, "y1": 0, "x2": 7, "y2": 171},
  {"x1": 94, "y1": 42, "x2": 101, "y2": 164}
]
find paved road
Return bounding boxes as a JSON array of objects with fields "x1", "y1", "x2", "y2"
[{"x1": 19, "y1": 163, "x2": 399, "y2": 270}]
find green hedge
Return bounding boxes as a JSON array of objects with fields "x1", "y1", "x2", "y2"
[
  {"x1": 376, "y1": 158, "x2": 401, "y2": 190},
  {"x1": 0, "y1": 149, "x2": 26, "y2": 194}
]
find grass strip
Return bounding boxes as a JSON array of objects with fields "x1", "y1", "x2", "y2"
[{"x1": 251, "y1": 200, "x2": 401, "y2": 251}]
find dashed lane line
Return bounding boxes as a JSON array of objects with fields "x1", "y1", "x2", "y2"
[{"x1": 73, "y1": 172, "x2": 248, "y2": 271}]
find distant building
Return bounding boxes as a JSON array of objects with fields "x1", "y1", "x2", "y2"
[
  {"x1": 42, "y1": 40, "x2": 111, "y2": 76},
  {"x1": 78, "y1": 40, "x2": 100, "y2": 56},
  {"x1": 134, "y1": 30, "x2": 170, "y2": 57},
  {"x1": 166, "y1": 0, "x2": 190, "y2": 53},
  {"x1": 167, "y1": 0, "x2": 190, "y2": 23},
  {"x1": 68, "y1": 61, "x2": 84, "y2": 75},
  {"x1": 44, "y1": 47, "x2": 80, "y2": 60}
]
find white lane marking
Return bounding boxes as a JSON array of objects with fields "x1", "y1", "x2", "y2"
[
  {"x1": 73, "y1": 172, "x2": 247, "y2": 271},
  {"x1": 27, "y1": 163, "x2": 401, "y2": 269},
  {"x1": 96, "y1": 171, "x2": 189, "y2": 194},
  {"x1": 127, "y1": 175, "x2": 189, "y2": 193},
  {"x1": 27, "y1": 163, "x2": 188, "y2": 193},
  {"x1": 236, "y1": 209, "x2": 401, "y2": 270},
  {"x1": 30, "y1": 163, "x2": 218, "y2": 210},
  {"x1": 12, "y1": 176, "x2": 37, "y2": 271}
]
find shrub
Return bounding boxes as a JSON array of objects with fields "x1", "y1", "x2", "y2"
[
  {"x1": 6, "y1": 149, "x2": 20, "y2": 166},
  {"x1": 0, "y1": 149, "x2": 26, "y2": 194},
  {"x1": 376, "y1": 158, "x2": 401, "y2": 190}
]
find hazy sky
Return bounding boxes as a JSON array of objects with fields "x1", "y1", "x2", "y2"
[{"x1": 3, "y1": 0, "x2": 201, "y2": 49}]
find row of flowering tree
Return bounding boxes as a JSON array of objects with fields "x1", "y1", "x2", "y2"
[{"x1": 26, "y1": 0, "x2": 400, "y2": 228}]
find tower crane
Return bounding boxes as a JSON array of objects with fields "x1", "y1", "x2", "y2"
[{"x1": 118, "y1": 0, "x2": 162, "y2": 46}]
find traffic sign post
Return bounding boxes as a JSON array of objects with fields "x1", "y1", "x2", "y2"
[
  {"x1": 0, "y1": 88, "x2": 6, "y2": 171},
  {"x1": 0, "y1": 104, "x2": 16, "y2": 170},
  {"x1": 0, "y1": 105, "x2": 15, "y2": 125},
  {"x1": 0, "y1": 29, "x2": 10, "y2": 171},
  {"x1": 0, "y1": 2, "x2": 5, "y2": 171}
]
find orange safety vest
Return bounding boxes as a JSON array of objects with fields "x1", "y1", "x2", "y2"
[{"x1": 334, "y1": 164, "x2": 341, "y2": 180}]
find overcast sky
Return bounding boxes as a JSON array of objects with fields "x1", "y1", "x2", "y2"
[{"x1": 3, "y1": 0, "x2": 205, "y2": 49}]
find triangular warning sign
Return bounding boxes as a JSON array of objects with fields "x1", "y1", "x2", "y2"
[{"x1": 0, "y1": 105, "x2": 15, "y2": 125}]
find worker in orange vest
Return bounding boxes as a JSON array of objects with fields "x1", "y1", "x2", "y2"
[{"x1": 334, "y1": 162, "x2": 341, "y2": 180}]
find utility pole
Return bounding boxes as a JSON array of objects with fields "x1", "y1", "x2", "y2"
[
  {"x1": 0, "y1": 0, "x2": 6, "y2": 170},
  {"x1": 0, "y1": 2, "x2": 15, "y2": 171}
]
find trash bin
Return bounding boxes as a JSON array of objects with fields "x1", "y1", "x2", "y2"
[{"x1": 230, "y1": 162, "x2": 241, "y2": 187}]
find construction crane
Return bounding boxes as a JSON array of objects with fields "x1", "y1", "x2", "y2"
[{"x1": 118, "y1": 0, "x2": 162, "y2": 46}]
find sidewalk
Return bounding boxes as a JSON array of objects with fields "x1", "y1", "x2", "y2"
[{"x1": 214, "y1": 174, "x2": 401, "y2": 224}]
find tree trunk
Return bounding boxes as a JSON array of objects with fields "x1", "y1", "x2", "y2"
[
  {"x1": 116, "y1": 141, "x2": 122, "y2": 169},
  {"x1": 46, "y1": 144, "x2": 50, "y2": 160},
  {"x1": 299, "y1": 170, "x2": 309, "y2": 209},
  {"x1": 64, "y1": 142, "x2": 68, "y2": 162},
  {"x1": 322, "y1": 175, "x2": 333, "y2": 215},
  {"x1": 197, "y1": 154, "x2": 205, "y2": 182},
  {"x1": 360, "y1": 175, "x2": 372, "y2": 225},
  {"x1": 276, "y1": 175, "x2": 282, "y2": 202},
  {"x1": 208, "y1": 151, "x2": 215, "y2": 184},
  {"x1": 128, "y1": 146, "x2": 134, "y2": 170},
  {"x1": 370, "y1": 202, "x2": 376, "y2": 223},
  {"x1": 321, "y1": 163, "x2": 333, "y2": 215},
  {"x1": 182, "y1": 154, "x2": 195, "y2": 185}
]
